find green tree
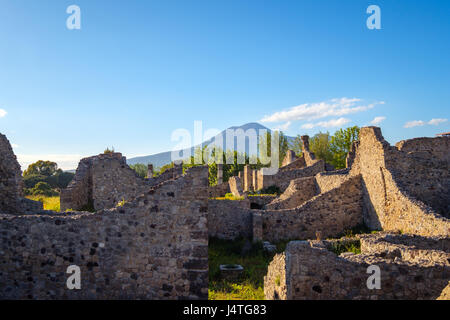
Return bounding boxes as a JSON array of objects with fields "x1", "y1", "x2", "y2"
[
  {"x1": 23, "y1": 161, "x2": 74, "y2": 193},
  {"x1": 130, "y1": 163, "x2": 147, "y2": 178},
  {"x1": 258, "y1": 130, "x2": 289, "y2": 167},
  {"x1": 23, "y1": 160, "x2": 58, "y2": 177},
  {"x1": 309, "y1": 132, "x2": 333, "y2": 163},
  {"x1": 289, "y1": 135, "x2": 303, "y2": 157},
  {"x1": 329, "y1": 126, "x2": 360, "y2": 169},
  {"x1": 29, "y1": 182, "x2": 58, "y2": 197}
]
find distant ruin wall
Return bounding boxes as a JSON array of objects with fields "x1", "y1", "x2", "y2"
[
  {"x1": 265, "y1": 176, "x2": 317, "y2": 210},
  {"x1": 255, "y1": 175, "x2": 363, "y2": 242},
  {"x1": 0, "y1": 134, "x2": 24, "y2": 214},
  {"x1": 207, "y1": 182, "x2": 230, "y2": 198},
  {"x1": 315, "y1": 169, "x2": 353, "y2": 194},
  {"x1": 0, "y1": 166, "x2": 209, "y2": 300},
  {"x1": 90, "y1": 154, "x2": 148, "y2": 210},
  {"x1": 148, "y1": 164, "x2": 183, "y2": 187},
  {"x1": 208, "y1": 199, "x2": 252, "y2": 240},
  {"x1": 257, "y1": 160, "x2": 324, "y2": 192},
  {"x1": 396, "y1": 136, "x2": 450, "y2": 162},
  {"x1": 61, "y1": 155, "x2": 184, "y2": 212},
  {"x1": 60, "y1": 162, "x2": 90, "y2": 212}
]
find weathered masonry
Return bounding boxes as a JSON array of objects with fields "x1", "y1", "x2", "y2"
[
  {"x1": 0, "y1": 133, "x2": 209, "y2": 299},
  {"x1": 60, "y1": 153, "x2": 183, "y2": 211}
]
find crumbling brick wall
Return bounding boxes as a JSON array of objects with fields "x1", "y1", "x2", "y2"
[
  {"x1": 265, "y1": 234, "x2": 449, "y2": 300},
  {"x1": 315, "y1": 169, "x2": 353, "y2": 194},
  {"x1": 61, "y1": 154, "x2": 183, "y2": 211},
  {"x1": 257, "y1": 160, "x2": 325, "y2": 193},
  {"x1": 265, "y1": 176, "x2": 318, "y2": 210},
  {"x1": 390, "y1": 137, "x2": 449, "y2": 218},
  {"x1": 0, "y1": 134, "x2": 24, "y2": 214},
  {"x1": 351, "y1": 127, "x2": 450, "y2": 236},
  {"x1": 60, "y1": 157, "x2": 92, "y2": 211},
  {"x1": 254, "y1": 175, "x2": 363, "y2": 242},
  {"x1": 208, "y1": 182, "x2": 230, "y2": 198},
  {"x1": 0, "y1": 166, "x2": 209, "y2": 300},
  {"x1": 208, "y1": 199, "x2": 252, "y2": 240},
  {"x1": 90, "y1": 153, "x2": 148, "y2": 210}
]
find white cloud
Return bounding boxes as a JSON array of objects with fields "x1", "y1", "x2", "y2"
[
  {"x1": 11, "y1": 143, "x2": 19, "y2": 149},
  {"x1": 428, "y1": 118, "x2": 447, "y2": 126},
  {"x1": 404, "y1": 120, "x2": 425, "y2": 128},
  {"x1": 370, "y1": 116, "x2": 386, "y2": 125},
  {"x1": 260, "y1": 98, "x2": 384, "y2": 123},
  {"x1": 404, "y1": 118, "x2": 448, "y2": 128},
  {"x1": 273, "y1": 121, "x2": 292, "y2": 131},
  {"x1": 0, "y1": 109, "x2": 7, "y2": 118},
  {"x1": 16, "y1": 154, "x2": 84, "y2": 171},
  {"x1": 301, "y1": 117, "x2": 351, "y2": 129}
]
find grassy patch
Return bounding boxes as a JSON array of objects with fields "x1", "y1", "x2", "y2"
[
  {"x1": 26, "y1": 195, "x2": 60, "y2": 211},
  {"x1": 209, "y1": 237, "x2": 276, "y2": 300},
  {"x1": 212, "y1": 193, "x2": 245, "y2": 201},
  {"x1": 328, "y1": 240, "x2": 361, "y2": 255},
  {"x1": 208, "y1": 237, "x2": 290, "y2": 300}
]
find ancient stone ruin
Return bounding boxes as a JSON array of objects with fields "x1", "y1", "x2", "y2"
[
  {"x1": 0, "y1": 134, "x2": 208, "y2": 299},
  {"x1": 60, "y1": 153, "x2": 183, "y2": 211},
  {"x1": 0, "y1": 126, "x2": 449, "y2": 300},
  {"x1": 208, "y1": 127, "x2": 449, "y2": 300}
]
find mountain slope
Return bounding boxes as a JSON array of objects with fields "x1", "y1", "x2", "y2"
[{"x1": 127, "y1": 123, "x2": 296, "y2": 168}]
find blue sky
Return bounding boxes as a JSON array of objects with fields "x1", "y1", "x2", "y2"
[{"x1": 0, "y1": 0, "x2": 449, "y2": 169}]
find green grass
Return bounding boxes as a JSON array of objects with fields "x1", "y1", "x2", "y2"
[
  {"x1": 208, "y1": 237, "x2": 287, "y2": 300},
  {"x1": 26, "y1": 195, "x2": 60, "y2": 211},
  {"x1": 328, "y1": 240, "x2": 361, "y2": 255},
  {"x1": 212, "y1": 193, "x2": 245, "y2": 201}
]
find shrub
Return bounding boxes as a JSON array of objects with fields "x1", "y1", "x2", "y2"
[
  {"x1": 116, "y1": 198, "x2": 127, "y2": 207},
  {"x1": 130, "y1": 164, "x2": 147, "y2": 178},
  {"x1": 104, "y1": 147, "x2": 115, "y2": 154},
  {"x1": 30, "y1": 182, "x2": 58, "y2": 197},
  {"x1": 23, "y1": 171, "x2": 74, "y2": 190},
  {"x1": 329, "y1": 240, "x2": 361, "y2": 255}
]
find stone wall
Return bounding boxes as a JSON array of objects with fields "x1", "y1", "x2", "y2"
[
  {"x1": 350, "y1": 127, "x2": 450, "y2": 236},
  {"x1": 90, "y1": 153, "x2": 148, "y2": 210},
  {"x1": 315, "y1": 169, "x2": 353, "y2": 193},
  {"x1": 208, "y1": 199, "x2": 252, "y2": 240},
  {"x1": 254, "y1": 175, "x2": 363, "y2": 242},
  {"x1": 265, "y1": 176, "x2": 317, "y2": 210},
  {"x1": 61, "y1": 155, "x2": 183, "y2": 212},
  {"x1": 265, "y1": 234, "x2": 449, "y2": 300},
  {"x1": 228, "y1": 176, "x2": 245, "y2": 198},
  {"x1": 0, "y1": 133, "x2": 43, "y2": 214},
  {"x1": 207, "y1": 182, "x2": 230, "y2": 198},
  {"x1": 257, "y1": 160, "x2": 325, "y2": 193},
  {"x1": 149, "y1": 164, "x2": 183, "y2": 187},
  {"x1": 0, "y1": 133, "x2": 24, "y2": 214},
  {"x1": 0, "y1": 166, "x2": 209, "y2": 300},
  {"x1": 264, "y1": 252, "x2": 286, "y2": 300},
  {"x1": 60, "y1": 157, "x2": 93, "y2": 212},
  {"x1": 359, "y1": 233, "x2": 449, "y2": 266},
  {"x1": 248, "y1": 195, "x2": 277, "y2": 209},
  {"x1": 388, "y1": 138, "x2": 449, "y2": 218},
  {"x1": 395, "y1": 136, "x2": 450, "y2": 162}
]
